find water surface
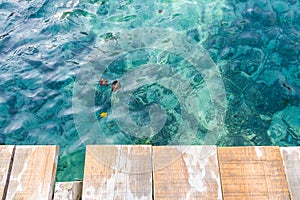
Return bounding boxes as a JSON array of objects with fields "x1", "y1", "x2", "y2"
[{"x1": 0, "y1": 0, "x2": 299, "y2": 181}]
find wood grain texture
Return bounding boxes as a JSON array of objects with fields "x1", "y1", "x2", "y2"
[
  {"x1": 280, "y1": 147, "x2": 300, "y2": 200},
  {"x1": 153, "y1": 146, "x2": 222, "y2": 200},
  {"x1": 82, "y1": 145, "x2": 152, "y2": 200},
  {"x1": 0, "y1": 145, "x2": 14, "y2": 199},
  {"x1": 6, "y1": 145, "x2": 59, "y2": 200},
  {"x1": 218, "y1": 146, "x2": 290, "y2": 200},
  {"x1": 54, "y1": 181, "x2": 83, "y2": 200}
]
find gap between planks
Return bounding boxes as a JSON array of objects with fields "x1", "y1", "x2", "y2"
[
  {"x1": 0, "y1": 145, "x2": 15, "y2": 200},
  {"x1": 1, "y1": 145, "x2": 59, "y2": 200}
]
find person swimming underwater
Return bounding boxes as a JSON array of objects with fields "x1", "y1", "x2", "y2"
[
  {"x1": 110, "y1": 80, "x2": 121, "y2": 92},
  {"x1": 99, "y1": 78, "x2": 108, "y2": 86},
  {"x1": 99, "y1": 78, "x2": 121, "y2": 92}
]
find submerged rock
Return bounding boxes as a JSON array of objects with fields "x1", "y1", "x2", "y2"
[
  {"x1": 260, "y1": 11, "x2": 277, "y2": 26},
  {"x1": 268, "y1": 106, "x2": 300, "y2": 144},
  {"x1": 272, "y1": 1, "x2": 289, "y2": 14},
  {"x1": 242, "y1": 6, "x2": 261, "y2": 19}
]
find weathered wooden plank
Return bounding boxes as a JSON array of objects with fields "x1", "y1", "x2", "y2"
[
  {"x1": 82, "y1": 145, "x2": 152, "y2": 200},
  {"x1": 0, "y1": 145, "x2": 14, "y2": 199},
  {"x1": 153, "y1": 146, "x2": 222, "y2": 200},
  {"x1": 280, "y1": 147, "x2": 300, "y2": 200},
  {"x1": 54, "y1": 181, "x2": 83, "y2": 200},
  {"x1": 218, "y1": 146, "x2": 290, "y2": 200},
  {"x1": 6, "y1": 145, "x2": 59, "y2": 200}
]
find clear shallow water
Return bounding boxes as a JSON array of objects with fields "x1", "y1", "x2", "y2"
[{"x1": 0, "y1": 0, "x2": 299, "y2": 181}]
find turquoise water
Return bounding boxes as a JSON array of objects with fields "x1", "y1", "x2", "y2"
[{"x1": 0, "y1": 0, "x2": 299, "y2": 181}]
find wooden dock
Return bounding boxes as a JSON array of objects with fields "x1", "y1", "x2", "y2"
[
  {"x1": 0, "y1": 145, "x2": 58, "y2": 200},
  {"x1": 0, "y1": 145, "x2": 299, "y2": 199}
]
